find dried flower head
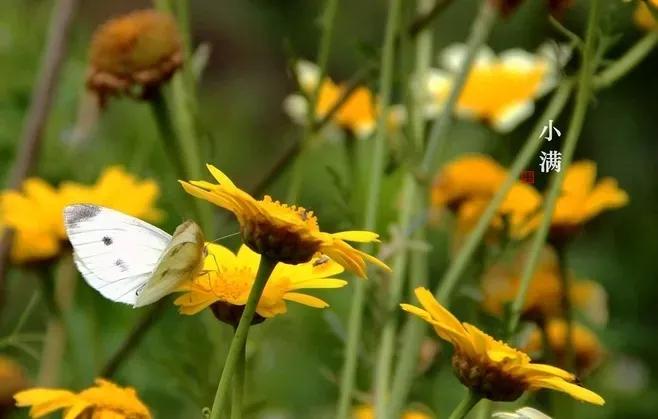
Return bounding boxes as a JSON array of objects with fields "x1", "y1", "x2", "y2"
[
  {"x1": 401, "y1": 288, "x2": 604, "y2": 404},
  {"x1": 87, "y1": 10, "x2": 183, "y2": 104}
]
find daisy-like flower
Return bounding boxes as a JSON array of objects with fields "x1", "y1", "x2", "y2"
[
  {"x1": 430, "y1": 154, "x2": 541, "y2": 239},
  {"x1": 634, "y1": 0, "x2": 658, "y2": 30},
  {"x1": 524, "y1": 319, "x2": 604, "y2": 377},
  {"x1": 520, "y1": 161, "x2": 628, "y2": 241},
  {"x1": 283, "y1": 60, "x2": 406, "y2": 138},
  {"x1": 174, "y1": 243, "x2": 347, "y2": 323},
  {"x1": 493, "y1": 406, "x2": 551, "y2": 419},
  {"x1": 481, "y1": 245, "x2": 608, "y2": 325},
  {"x1": 423, "y1": 43, "x2": 569, "y2": 132},
  {"x1": 0, "y1": 166, "x2": 162, "y2": 263},
  {"x1": 179, "y1": 165, "x2": 389, "y2": 276},
  {"x1": 401, "y1": 288, "x2": 605, "y2": 404},
  {"x1": 0, "y1": 356, "x2": 27, "y2": 414},
  {"x1": 353, "y1": 404, "x2": 432, "y2": 419},
  {"x1": 14, "y1": 378, "x2": 151, "y2": 419},
  {"x1": 87, "y1": 9, "x2": 183, "y2": 104}
]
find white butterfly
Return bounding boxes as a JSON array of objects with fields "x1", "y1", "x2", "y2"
[{"x1": 63, "y1": 204, "x2": 206, "y2": 307}]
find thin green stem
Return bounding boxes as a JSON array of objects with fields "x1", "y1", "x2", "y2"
[
  {"x1": 556, "y1": 246, "x2": 574, "y2": 370},
  {"x1": 335, "y1": 0, "x2": 402, "y2": 417},
  {"x1": 373, "y1": 0, "x2": 435, "y2": 415},
  {"x1": 418, "y1": 0, "x2": 498, "y2": 176},
  {"x1": 593, "y1": 32, "x2": 658, "y2": 89},
  {"x1": 448, "y1": 390, "x2": 482, "y2": 419},
  {"x1": 287, "y1": 0, "x2": 339, "y2": 202},
  {"x1": 230, "y1": 342, "x2": 246, "y2": 419},
  {"x1": 507, "y1": 0, "x2": 601, "y2": 338},
  {"x1": 208, "y1": 257, "x2": 277, "y2": 419}
]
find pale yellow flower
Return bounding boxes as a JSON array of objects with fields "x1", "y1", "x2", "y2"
[
  {"x1": 401, "y1": 288, "x2": 604, "y2": 404},
  {"x1": 14, "y1": 379, "x2": 151, "y2": 418},
  {"x1": 180, "y1": 165, "x2": 389, "y2": 276},
  {"x1": 175, "y1": 243, "x2": 346, "y2": 320},
  {"x1": 424, "y1": 44, "x2": 568, "y2": 132}
]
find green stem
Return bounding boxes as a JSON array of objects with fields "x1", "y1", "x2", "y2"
[
  {"x1": 507, "y1": 0, "x2": 601, "y2": 338},
  {"x1": 373, "y1": 0, "x2": 435, "y2": 415},
  {"x1": 418, "y1": 0, "x2": 498, "y2": 176},
  {"x1": 287, "y1": 0, "x2": 339, "y2": 202},
  {"x1": 335, "y1": 0, "x2": 402, "y2": 417},
  {"x1": 556, "y1": 246, "x2": 574, "y2": 370},
  {"x1": 208, "y1": 257, "x2": 277, "y2": 419},
  {"x1": 448, "y1": 390, "x2": 482, "y2": 419},
  {"x1": 230, "y1": 341, "x2": 246, "y2": 419},
  {"x1": 593, "y1": 32, "x2": 658, "y2": 89}
]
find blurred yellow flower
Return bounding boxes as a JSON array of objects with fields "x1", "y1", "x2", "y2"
[
  {"x1": 634, "y1": 0, "x2": 658, "y2": 30},
  {"x1": 520, "y1": 161, "x2": 628, "y2": 239},
  {"x1": 430, "y1": 154, "x2": 541, "y2": 238},
  {"x1": 284, "y1": 60, "x2": 405, "y2": 138},
  {"x1": 353, "y1": 404, "x2": 432, "y2": 419},
  {"x1": 401, "y1": 288, "x2": 604, "y2": 405},
  {"x1": 175, "y1": 243, "x2": 347, "y2": 320},
  {"x1": 481, "y1": 245, "x2": 608, "y2": 325},
  {"x1": 423, "y1": 44, "x2": 568, "y2": 132},
  {"x1": 87, "y1": 9, "x2": 183, "y2": 104},
  {"x1": 525, "y1": 319, "x2": 604, "y2": 376},
  {"x1": 14, "y1": 378, "x2": 151, "y2": 419},
  {"x1": 180, "y1": 165, "x2": 389, "y2": 276},
  {"x1": 0, "y1": 356, "x2": 28, "y2": 413},
  {"x1": 0, "y1": 166, "x2": 162, "y2": 263}
]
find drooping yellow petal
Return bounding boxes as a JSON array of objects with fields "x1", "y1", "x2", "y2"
[
  {"x1": 529, "y1": 376, "x2": 605, "y2": 405},
  {"x1": 283, "y1": 292, "x2": 329, "y2": 308}
]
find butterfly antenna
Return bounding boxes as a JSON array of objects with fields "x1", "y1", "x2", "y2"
[{"x1": 209, "y1": 231, "x2": 241, "y2": 243}]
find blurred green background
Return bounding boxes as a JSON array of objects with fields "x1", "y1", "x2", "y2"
[{"x1": 0, "y1": 0, "x2": 657, "y2": 417}]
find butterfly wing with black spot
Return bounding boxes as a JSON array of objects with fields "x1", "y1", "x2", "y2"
[{"x1": 64, "y1": 204, "x2": 172, "y2": 305}]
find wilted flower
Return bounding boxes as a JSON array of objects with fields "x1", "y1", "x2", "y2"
[
  {"x1": 481, "y1": 245, "x2": 608, "y2": 325},
  {"x1": 174, "y1": 243, "x2": 346, "y2": 323},
  {"x1": 353, "y1": 404, "x2": 432, "y2": 419},
  {"x1": 525, "y1": 319, "x2": 604, "y2": 377},
  {"x1": 87, "y1": 9, "x2": 183, "y2": 104},
  {"x1": 521, "y1": 161, "x2": 628, "y2": 241},
  {"x1": 14, "y1": 378, "x2": 151, "y2": 419},
  {"x1": 401, "y1": 288, "x2": 604, "y2": 404},
  {"x1": 0, "y1": 166, "x2": 162, "y2": 263},
  {"x1": 423, "y1": 44, "x2": 568, "y2": 132},
  {"x1": 284, "y1": 60, "x2": 406, "y2": 138},
  {"x1": 634, "y1": 0, "x2": 658, "y2": 30},
  {"x1": 180, "y1": 165, "x2": 389, "y2": 276}
]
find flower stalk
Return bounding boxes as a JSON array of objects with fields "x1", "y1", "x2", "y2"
[
  {"x1": 335, "y1": 0, "x2": 402, "y2": 417},
  {"x1": 208, "y1": 256, "x2": 277, "y2": 419},
  {"x1": 230, "y1": 341, "x2": 246, "y2": 419},
  {"x1": 448, "y1": 390, "x2": 482, "y2": 419},
  {"x1": 507, "y1": 0, "x2": 602, "y2": 338}
]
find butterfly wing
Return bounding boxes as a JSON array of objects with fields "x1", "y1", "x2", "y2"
[
  {"x1": 135, "y1": 220, "x2": 205, "y2": 307},
  {"x1": 64, "y1": 204, "x2": 172, "y2": 305}
]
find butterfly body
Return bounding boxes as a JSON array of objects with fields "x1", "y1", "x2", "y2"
[{"x1": 63, "y1": 204, "x2": 205, "y2": 307}]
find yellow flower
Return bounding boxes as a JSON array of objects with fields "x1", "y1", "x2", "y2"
[
  {"x1": 524, "y1": 319, "x2": 604, "y2": 377},
  {"x1": 0, "y1": 166, "x2": 162, "y2": 263},
  {"x1": 174, "y1": 243, "x2": 347, "y2": 321},
  {"x1": 87, "y1": 9, "x2": 183, "y2": 104},
  {"x1": 14, "y1": 378, "x2": 151, "y2": 419},
  {"x1": 520, "y1": 161, "x2": 628, "y2": 240},
  {"x1": 424, "y1": 44, "x2": 568, "y2": 132},
  {"x1": 0, "y1": 356, "x2": 28, "y2": 411},
  {"x1": 634, "y1": 0, "x2": 658, "y2": 30},
  {"x1": 481, "y1": 245, "x2": 608, "y2": 325},
  {"x1": 180, "y1": 165, "x2": 389, "y2": 276},
  {"x1": 430, "y1": 154, "x2": 541, "y2": 238},
  {"x1": 284, "y1": 60, "x2": 404, "y2": 138},
  {"x1": 353, "y1": 404, "x2": 432, "y2": 419},
  {"x1": 401, "y1": 288, "x2": 604, "y2": 404}
]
